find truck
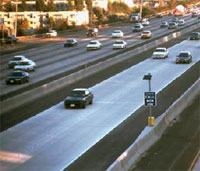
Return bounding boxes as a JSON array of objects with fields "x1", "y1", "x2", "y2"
[{"x1": 130, "y1": 13, "x2": 141, "y2": 23}]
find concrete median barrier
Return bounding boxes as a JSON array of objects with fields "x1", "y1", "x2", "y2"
[
  {"x1": 1, "y1": 22, "x2": 200, "y2": 115},
  {"x1": 107, "y1": 79, "x2": 200, "y2": 171}
]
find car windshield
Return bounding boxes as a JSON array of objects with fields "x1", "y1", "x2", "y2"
[
  {"x1": 169, "y1": 23, "x2": 175, "y2": 25},
  {"x1": 10, "y1": 72, "x2": 22, "y2": 76},
  {"x1": 161, "y1": 22, "x2": 167, "y2": 24},
  {"x1": 19, "y1": 62, "x2": 30, "y2": 65},
  {"x1": 134, "y1": 26, "x2": 140, "y2": 28},
  {"x1": 155, "y1": 49, "x2": 165, "y2": 52},
  {"x1": 67, "y1": 39, "x2": 74, "y2": 42},
  {"x1": 69, "y1": 91, "x2": 85, "y2": 97},
  {"x1": 89, "y1": 42, "x2": 97, "y2": 44},
  {"x1": 113, "y1": 31, "x2": 120, "y2": 33},
  {"x1": 13, "y1": 57, "x2": 22, "y2": 61},
  {"x1": 114, "y1": 41, "x2": 123, "y2": 44},
  {"x1": 143, "y1": 31, "x2": 150, "y2": 34},
  {"x1": 179, "y1": 53, "x2": 189, "y2": 57},
  {"x1": 191, "y1": 33, "x2": 198, "y2": 37}
]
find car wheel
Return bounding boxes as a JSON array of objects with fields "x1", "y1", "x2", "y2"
[
  {"x1": 82, "y1": 104, "x2": 86, "y2": 108},
  {"x1": 89, "y1": 99, "x2": 93, "y2": 105}
]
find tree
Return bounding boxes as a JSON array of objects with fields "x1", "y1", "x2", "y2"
[
  {"x1": 74, "y1": 0, "x2": 84, "y2": 11},
  {"x1": 36, "y1": 0, "x2": 46, "y2": 11},
  {"x1": 4, "y1": 2, "x2": 15, "y2": 12},
  {"x1": 47, "y1": 0, "x2": 57, "y2": 11},
  {"x1": 20, "y1": 18, "x2": 30, "y2": 29},
  {"x1": 67, "y1": 0, "x2": 74, "y2": 10},
  {"x1": 21, "y1": 0, "x2": 27, "y2": 11},
  {"x1": 93, "y1": 7, "x2": 106, "y2": 24},
  {"x1": 85, "y1": 0, "x2": 93, "y2": 26},
  {"x1": 168, "y1": 0, "x2": 176, "y2": 9}
]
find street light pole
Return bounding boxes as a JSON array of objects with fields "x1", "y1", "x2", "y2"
[
  {"x1": 15, "y1": 0, "x2": 18, "y2": 37},
  {"x1": 139, "y1": 0, "x2": 143, "y2": 19}
]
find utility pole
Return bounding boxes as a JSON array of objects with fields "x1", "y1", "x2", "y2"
[
  {"x1": 139, "y1": 0, "x2": 143, "y2": 19},
  {"x1": 15, "y1": 0, "x2": 18, "y2": 37}
]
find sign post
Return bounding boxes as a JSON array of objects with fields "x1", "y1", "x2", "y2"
[{"x1": 143, "y1": 73, "x2": 156, "y2": 126}]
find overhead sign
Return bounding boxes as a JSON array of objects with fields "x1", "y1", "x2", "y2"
[
  {"x1": 144, "y1": 92, "x2": 157, "y2": 106},
  {"x1": 0, "y1": 18, "x2": 4, "y2": 24}
]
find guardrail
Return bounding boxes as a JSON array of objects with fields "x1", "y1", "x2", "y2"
[
  {"x1": 0, "y1": 21, "x2": 200, "y2": 115},
  {"x1": 107, "y1": 78, "x2": 200, "y2": 171}
]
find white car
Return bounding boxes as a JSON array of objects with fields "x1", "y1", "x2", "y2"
[
  {"x1": 177, "y1": 19, "x2": 185, "y2": 26},
  {"x1": 86, "y1": 40, "x2": 102, "y2": 50},
  {"x1": 14, "y1": 60, "x2": 36, "y2": 71},
  {"x1": 132, "y1": 23, "x2": 144, "y2": 32},
  {"x1": 112, "y1": 30, "x2": 124, "y2": 38},
  {"x1": 113, "y1": 40, "x2": 127, "y2": 49},
  {"x1": 141, "y1": 18, "x2": 150, "y2": 26},
  {"x1": 46, "y1": 30, "x2": 57, "y2": 37},
  {"x1": 141, "y1": 30, "x2": 152, "y2": 39},
  {"x1": 8, "y1": 55, "x2": 29, "y2": 68},
  {"x1": 152, "y1": 47, "x2": 169, "y2": 59}
]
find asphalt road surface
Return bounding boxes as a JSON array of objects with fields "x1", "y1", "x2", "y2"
[
  {"x1": 0, "y1": 15, "x2": 197, "y2": 101},
  {"x1": 0, "y1": 38, "x2": 199, "y2": 171}
]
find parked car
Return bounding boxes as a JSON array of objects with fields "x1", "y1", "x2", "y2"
[
  {"x1": 176, "y1": 51, "x2": 192, "y2": 64},
  {"x1": 189, "y1": 32, "x2": 200, "y2": 40},
  {"x1": 8, "y1": 55, "x2": 29, "y2": 68},
  {"x1": 168, "y1": 22, "x2": 178, "y2": 29},
  {"x1": 160, "y1": 21, "x2": 168, "y2": 28},
  {"x1": 64, "y1": 39, "x2": 77, "y2": 47},
  {"x1": 141, "y1": 30, "x2": 152, "y2": 39},
  {"x1": 86, "y1": 28, "x2": 98, "y2": 37},
  {"x1": 113, "y1": 40, "x2": 127, "y2": 49},
  {"x1": 14, "y1": 60, "x2": 36, "y2": 72},
  {"x1": 86, "y1": 40, "x2": 102, "y2": 50},
  {"x1": 112, "y1": 30, "x2": 124, "y2": 38},
  {"x1": 6, "y1": 70, "x2": 29, "y2": 85},
  {"x1": 46, "y1": 30, "x2": 57, "y2": 37},
  {"x1": 152, "y1": 47, "x2": 168, "y2": 59},
  {"x1": 141, "y1": 18, "x2": 150, "y2": 26},
  {"x1": 5, "y1": 35, "x2": 18, "y2": 44},
  {"x1": 64, "y1": 88, "x2": 93, "y2": 108},
  {"x1": 132, "y1": 23, "x2": 144, "y2": 32},
  {"x1": 177, "y1": 19, "x2": 185, "y2": 26}
]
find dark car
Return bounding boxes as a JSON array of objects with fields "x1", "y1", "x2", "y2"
[
  {"x1": 64, "y1": 88, "x2": 93, "y2": 108},
  {"x1": 64, "y1": 39, "x2": 77, "y2": 47},
  {"x1": 160, "y1": 21, "x2": 168, "y2": 28},
  {"x1": 176, "y1": 51, "x2": 192, "y2": 64},
  {"x1": 192, "y1": 12, "x2": 198, "y2": 18},
  {"x1": 86, "y1": 28, "x2": 98, "y2": 37},
  {"x1": 6, "y1": 35, "x2": 18, "y2": 44},
  {"x1": 6, "y1": 71, "x2": 29, "y2": 85},
  {"x1": 168, "y1": 22, "x2": 178, "y2": 29},
  {"x1": 189, "y1": 32, "x2": 200, "y2": 40}
]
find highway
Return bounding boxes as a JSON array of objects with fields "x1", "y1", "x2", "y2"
[
  {"x1": 0, "y1": 38, "x2": 199, "y2": 170},
  {"x1": 0, "y1": 14, "x2": 198, "y2": 100}
]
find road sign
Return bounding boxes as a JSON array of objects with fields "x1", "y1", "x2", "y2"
[{"x1": 144, "y1": 92, "x2": 157, "y2": 106}]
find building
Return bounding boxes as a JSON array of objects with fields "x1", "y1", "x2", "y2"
[{"x1": 0, "y1": 11, "x2": 89, "y2": 35}]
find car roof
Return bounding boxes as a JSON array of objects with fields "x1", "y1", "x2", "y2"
[
  {"x1": 179, "y1": 51, "x2": 190, "y2": 54},
  {"x1": 14, "y1": 55, "x2": 26, "y2": 58},
  {"x1": 156, "y1": 47, "x2": 167, "y2": 50},
  {"x1": 73, "y1": 88, "x2": 88, "y2": 92},
  {"x1": 143, "y1": 30, "x2": 151, "y2": 33},
  {"x1": 90, "y1": 40, "x2": 98, "y2": 43}
]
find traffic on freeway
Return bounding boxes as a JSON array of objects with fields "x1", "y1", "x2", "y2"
[
  {"x1": 0, "y1": 38, "x2": 199, "y2": 170},
  {"x1": 0, "y1": 14, "x2": 199, "y2": 100}
]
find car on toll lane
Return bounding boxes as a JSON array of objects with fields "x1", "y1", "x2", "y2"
[
  {"x1": 64, "y1": 88, "x2": 94, "y2": 108},
  {"x1": 64, "y1": 39, "x2": 78, "y2": 47},
  {"x1": 152, "y1": 47, "x2": 169, "y2": 59},
  {"x1": 86, "y1": 40, "x2": 102, "y2": 51},
  {"x1": 176, "y1": 51, "x2": 192, "y2": 64},
  {"x1": 6, "y1": 70, "x2": 29, "y2": 85},
  {"x1": 14, "y1": 60, "x2": 36, "y2": 72},
  {"x1": 112, "y1": 30, "x2": 124, "y2": 38},
  {"x1": 141, "y1": 30, "x2": 152, "y2": 39},
  {"x1": 8, "y1": 55, "x2": 29, "y2": 68},
  {"x1": 113, "y1": 40, "x2": 127, "y2": 49}
]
